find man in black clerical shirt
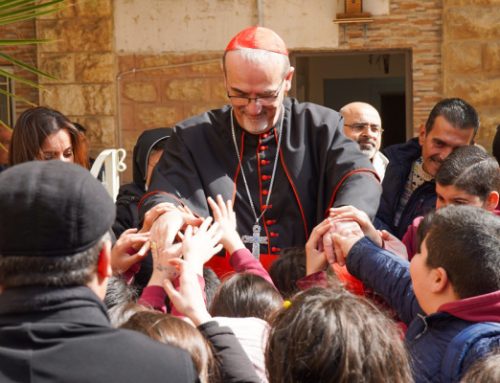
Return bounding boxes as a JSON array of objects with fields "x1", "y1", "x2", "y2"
[{"x1": 141, "y1": 26, "x2": 381, "y2": 272}]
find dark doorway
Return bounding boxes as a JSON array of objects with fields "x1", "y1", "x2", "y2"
[
  {"x1": 380, "y1": 93, "x2": 406, "y2": 147},
  {"x1": 291, "y1": 50, "x2": 412, "y2": 147}
]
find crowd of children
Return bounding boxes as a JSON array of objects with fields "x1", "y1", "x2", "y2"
[{"x1": 105, "y1": 164, "x2": 500, "y2": 382}]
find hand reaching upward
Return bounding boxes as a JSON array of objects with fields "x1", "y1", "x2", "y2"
[{"x1": 207, "y1": 195, "x2": 245, "y2": 254}]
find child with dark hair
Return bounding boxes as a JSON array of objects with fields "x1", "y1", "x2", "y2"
[
  {"x1": 206, "y1": 195, "x2": 281, "y2": 382},
  {"x1": 137, "y1": 195, "x2": 274, "y2": 315},
  {"x1": 121, "y1": 311, "x2": 217, "y2": 383},
  {"x1": 209, "y1": 273, "x2": 282, "y2": 323},
  {"x1": 203, "y1": 267, "x2": 221, "y2": 308},
  {"x1": 402, "y1": 145, "x2": 499, "y2": 259},
  {"x1": 269, "y1": 247, "x2": 306, "y2": 299},
  {"x1": 205, "y1": 195, "x2": 282, "y2": 323},
  {"x1": 434, "y1": 145, "x2": 499, "y2": 210},
  {"x1": 163, "y1": 258, "x2": 261, "y2": 383},
  {"x1": 459, "y1": 351, "x2": 500, "y2": 383},
  {"x1": 332, "y1": 205, "x2": 500, "y2": 382},
  {"x1": 266, "y1": 287, "x2": 413, "y2": 383},
  {"x1": 108, "y1": 301, "x2": 148, "y2": 328},
  {"x1": 138, "y1": 195, "x2": 276, "y2": 382},
  {"x1": 127, "y1": 207, "x2": 261, "y2": 382}
]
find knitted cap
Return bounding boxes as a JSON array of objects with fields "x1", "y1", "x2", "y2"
[{"x1": 0, "y1": 161, "x2": 115, "y2": 257}]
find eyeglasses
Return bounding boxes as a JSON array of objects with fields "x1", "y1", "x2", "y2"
[
  {"x1": 344, "y1": 123, "x2": 384, "y2": 135},
  {"x1": 227, "y1": 78, "x2": 286, "y2": 106}
]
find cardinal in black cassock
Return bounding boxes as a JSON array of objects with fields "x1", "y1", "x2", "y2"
[{"x1": 140, "y1": 26, "x2": 381, "y2": 274}]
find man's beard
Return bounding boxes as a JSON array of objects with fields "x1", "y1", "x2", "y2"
[
  {"x1": 358, "y1": 139, "x2": 377, "y2": 159},
  {"x1": 241, "y1": 114, "x2": 271, "y2": 134}
]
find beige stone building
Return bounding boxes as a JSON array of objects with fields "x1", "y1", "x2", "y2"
[{"x1": 1, "y1": 0, "x2": 499, "y2": 181}]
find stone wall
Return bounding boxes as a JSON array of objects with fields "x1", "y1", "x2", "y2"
[
  {"x1": 117, "y1": 53, "x2": 226, "y2": 178},
  {"x1": 37, "y1": 0, "x2": 116, "y2": 157},
  {"x1": 443, "y1": 0, "x2": 500, "y2": 151}
]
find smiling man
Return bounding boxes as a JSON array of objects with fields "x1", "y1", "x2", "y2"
[
  {"x1": 340, "y1": 102, "x2": 388, "y2": 179},
  {"x1": 376, "y1": 98, "x2": 479, "y2": 238},
  {"x1": 140, "y1": 26, "x2": 381, "y2": 273}
]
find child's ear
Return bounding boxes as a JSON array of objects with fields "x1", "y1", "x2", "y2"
[
  {"x1": 430, "y1": 267, "x2": 449, "y2": 294},
  {"x1": 484, "y1": 191, "x2": 499, "y2": 211}
]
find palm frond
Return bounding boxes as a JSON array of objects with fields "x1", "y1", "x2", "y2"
[
  {"x1": 0, "y1": 118, "x2": 13, "y2": 131},
  {"x1": 0, "y1": 38, "x2": 53, "y2": 46},
  {"x1": 0, "y1": 67, "x2": 45, "y2": 89},
  {"x1": 0, "y1": 86, "x2": 37, "y2": 107},
  {"x1": 0, "y1": 141, "x2": 8, "y2": 153},
  {"x1": 0, "y1": 52, "x2": 57, "y2": 79},
  {"x1": 0, "y1": 0, "x2": 64, "y2": 21}
]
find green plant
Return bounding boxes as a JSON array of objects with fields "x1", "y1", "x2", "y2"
[{"x1": 0, "y1": 0, "x2": 66, "y2": 155}]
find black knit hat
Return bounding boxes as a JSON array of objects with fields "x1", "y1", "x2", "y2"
[{"x1": 0, "y1": 161, "x2": 115, "y2": 257}]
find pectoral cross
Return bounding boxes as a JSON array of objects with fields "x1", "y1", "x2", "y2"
[{"x1": 242, "y1": 224, "x2": 268, "y2": 259}]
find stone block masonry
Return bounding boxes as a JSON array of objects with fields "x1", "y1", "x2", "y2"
[
  {"x1": 117, "y1": 53, "x2": 225, "y2": 180},
  {"x1": 443, "y1": 0, "x2": 500, "y2": 152},
  {"x1": 37, "y1": 0, "x2": 116, "y2": 160}
]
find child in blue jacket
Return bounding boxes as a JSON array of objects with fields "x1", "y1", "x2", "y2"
[{"x1": 332, "y1": 205, "x2": 500, "y2": 383}]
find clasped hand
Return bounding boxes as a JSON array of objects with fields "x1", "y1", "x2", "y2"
[{"x1": 306, "y1": 206, "x2": 379, "y2": 274}]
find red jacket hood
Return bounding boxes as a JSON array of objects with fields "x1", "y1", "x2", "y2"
[{"x1": 438, "y1": 290, "x2": 500, "y2": 322}]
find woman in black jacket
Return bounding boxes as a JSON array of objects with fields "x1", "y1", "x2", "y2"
[{"x1": 113, "y1": 127, "x2": 172, "y2": 238}]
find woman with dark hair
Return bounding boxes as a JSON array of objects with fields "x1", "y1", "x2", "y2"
[
  {"x1": 8, "y1": 106, "x2": 88, "y2": 168},
  {"x1": 113, "y1": 127, "x2": 172, "y2": 238},
  {"x1": 266, "y1": 287, "x2": 413, "y2": 383}
]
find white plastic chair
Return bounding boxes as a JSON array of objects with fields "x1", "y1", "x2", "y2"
[{"x1": 90, "y1": 148, "x2": 127, "y2": 202}]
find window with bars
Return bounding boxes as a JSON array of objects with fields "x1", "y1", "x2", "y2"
[{"x1": 0, "y1": 68, "x2": 15, "y2": 126}]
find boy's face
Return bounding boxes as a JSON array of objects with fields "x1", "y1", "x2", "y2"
[
  {"x1": 409, "y1": 238, "x2": 435, "y2": 315},
  {"x1": 435, "y1": 183, "x2": 484, "y2": 209}
]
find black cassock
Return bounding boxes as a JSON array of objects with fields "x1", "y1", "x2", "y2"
[{"x1": 141, "y1": 98, "x2": 381, "y2": 264}]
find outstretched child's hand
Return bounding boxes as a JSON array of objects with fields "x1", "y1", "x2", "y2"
[
  {"x1": 163, "y1": 258, "x2": 211, "y2": 326},
  {"x1": 329, "y1": 206, "x2": 382, "y2": 247},
  {"x1": 182, "y1": 216, "x2": 223, "y2": 275},
  {"x1": 207, "y1": 195, "x2": 245, "y2": 254},
  {"x1": 305, "y1": 218, "x2": 332, "y2": 275}
]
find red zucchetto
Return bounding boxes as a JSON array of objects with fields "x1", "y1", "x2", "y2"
[{"x1": 225, "y1": 26, "x2": 288, "y2": 56}]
